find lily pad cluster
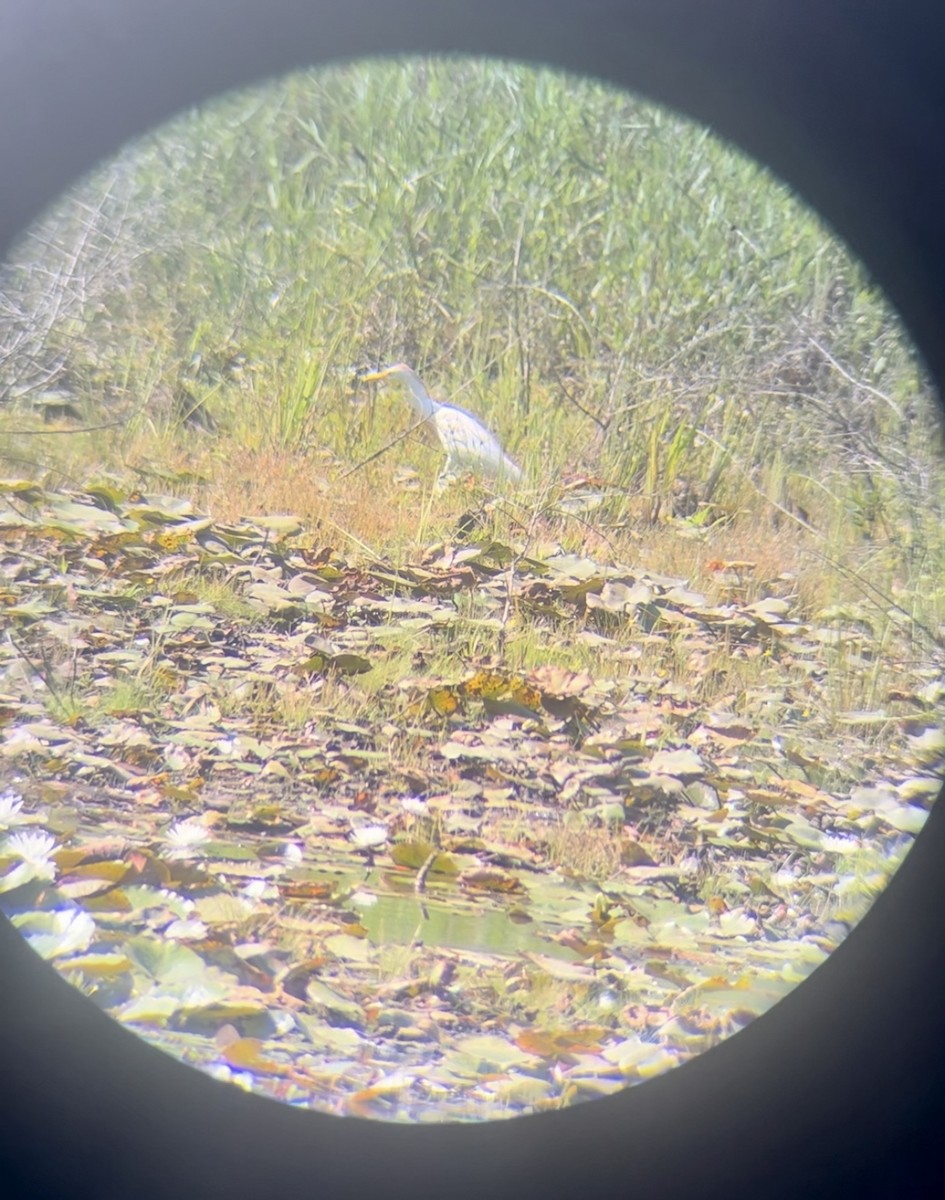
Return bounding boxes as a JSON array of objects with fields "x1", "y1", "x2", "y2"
[{"x1": 1, "y1": 483, "x2": 941, "y2": 1120}]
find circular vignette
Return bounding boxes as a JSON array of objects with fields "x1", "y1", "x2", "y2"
[{"x1": 1, "y1": 2, "x2": 944, "y2": 1200}]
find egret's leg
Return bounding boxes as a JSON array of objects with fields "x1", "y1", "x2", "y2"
[{"x1": 435, "y1": 457, "x2": 460, "y2": 494}]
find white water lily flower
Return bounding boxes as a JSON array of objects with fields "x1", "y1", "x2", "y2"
[
  {"x1": 400, "y1": 796, "x2": 428, "y2": 816},
  {"x1": 25, "y1": 908, "x2": 96, "y2": 959},
  {"x1": 163, "y1": 818, "x2": 212, "y2": 859},
  {"x1": 164, "y1": 918, "x2": 209, "y2": 941},
  {"x1": 349, "y1": 821, "x2": 388, "y2": 849},
  {"x1": 208, "y1": 1064, "x2": 254, "y2": 1092},
  {"x1": 0, "y1": 829, "x2": 57, "y2": 892},
  {"x1": 4, "y1": 829, "x2": 57, "y2": 867},
  {"x1": 241, "y1": 879, "x2": 276, "y2": 900},
  {"x1": 180, "y1": 981, "x2": 223, "y2": 1009},
  {"x1": 0, "y1": 790, "x2": 25, "y2": 829},
  {"x1": 820, "y1": 833, "x2": 862, "y2": 854}
]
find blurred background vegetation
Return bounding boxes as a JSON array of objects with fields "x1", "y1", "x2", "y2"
[{"x1": 0, "y1": 57, "x2": 941, "y2": 630}]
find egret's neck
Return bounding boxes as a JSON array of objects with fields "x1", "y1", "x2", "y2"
[{"x1": 402, "y1": 373, "x2": 437, "y2": 421}]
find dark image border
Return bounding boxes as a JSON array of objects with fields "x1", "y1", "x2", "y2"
[{"x1": 1, "y1": 3, "x2": 944, "y2": 1197}]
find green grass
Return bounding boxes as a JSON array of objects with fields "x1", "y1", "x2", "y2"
[{"x1": 1, "y1": 55, "x2": 942, "y2": 658}]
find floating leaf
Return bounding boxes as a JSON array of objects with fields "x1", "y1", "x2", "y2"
[
  {"x1": 62, "y1": 951, "x2": 133, "y2": 978},
  {"x1": 646, "y1": 748, "x2": 706, "y2": 779},
  {"x1": 515, "y1": 1027, "x2": 607, "y2": 1058},
  {"x1": 458, "y1": 866, "x2": 524, "y2": 893},
  {"x1": 522, "y1": 952, "x2": 596, "y2": 981},
  {"x1": 324, "y1": 933, "x2": 373, "y2": 963},
  {"x1": 330, "y1": 653, "x2": 372, "y2": 676},
  {"x1": 125, "y1": 937, "x2": 207, "y2": 983},
  {"x1": 253, "y1": 515, "x2": 303, "y2": 537},
  {"x1": 389, "y1": 842, "x2": 458, "y2": 874},
  {"x1": 193, "y1": 894, "x2": 257, "y2": 925},
  {"x1": 428, "y1": 686, "x2": 461, "y2": 716},
  {"x1": 15, "y1": 908, "x2": 96, "y2": 959},
  {"x1": 451, "y1": 1034, "x2": 538, "y2": 1072},
  {"x1": 222, "y1": 1037, "x2": 289, "y2": 1075}
]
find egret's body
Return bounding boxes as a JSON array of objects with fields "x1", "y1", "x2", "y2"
[{"x1": 360, "y1": 363, "x2": 523, "y2": 492}]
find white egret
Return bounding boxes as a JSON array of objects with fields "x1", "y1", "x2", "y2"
[{"x1": 359, "y1": 363, "x2": 523, "y2": 492}]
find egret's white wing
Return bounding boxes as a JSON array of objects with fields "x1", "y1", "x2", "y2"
[{"x1": 434, "y1": 403, "x2": 522, "y2": 481}]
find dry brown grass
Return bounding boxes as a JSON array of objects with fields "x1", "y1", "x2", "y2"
[
  {"x1": 195, "y1": 443, "x2": 473, "y2": 552},
  {"x1": 545, "y1": 817, "x2": 623, "y2": 879}
]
